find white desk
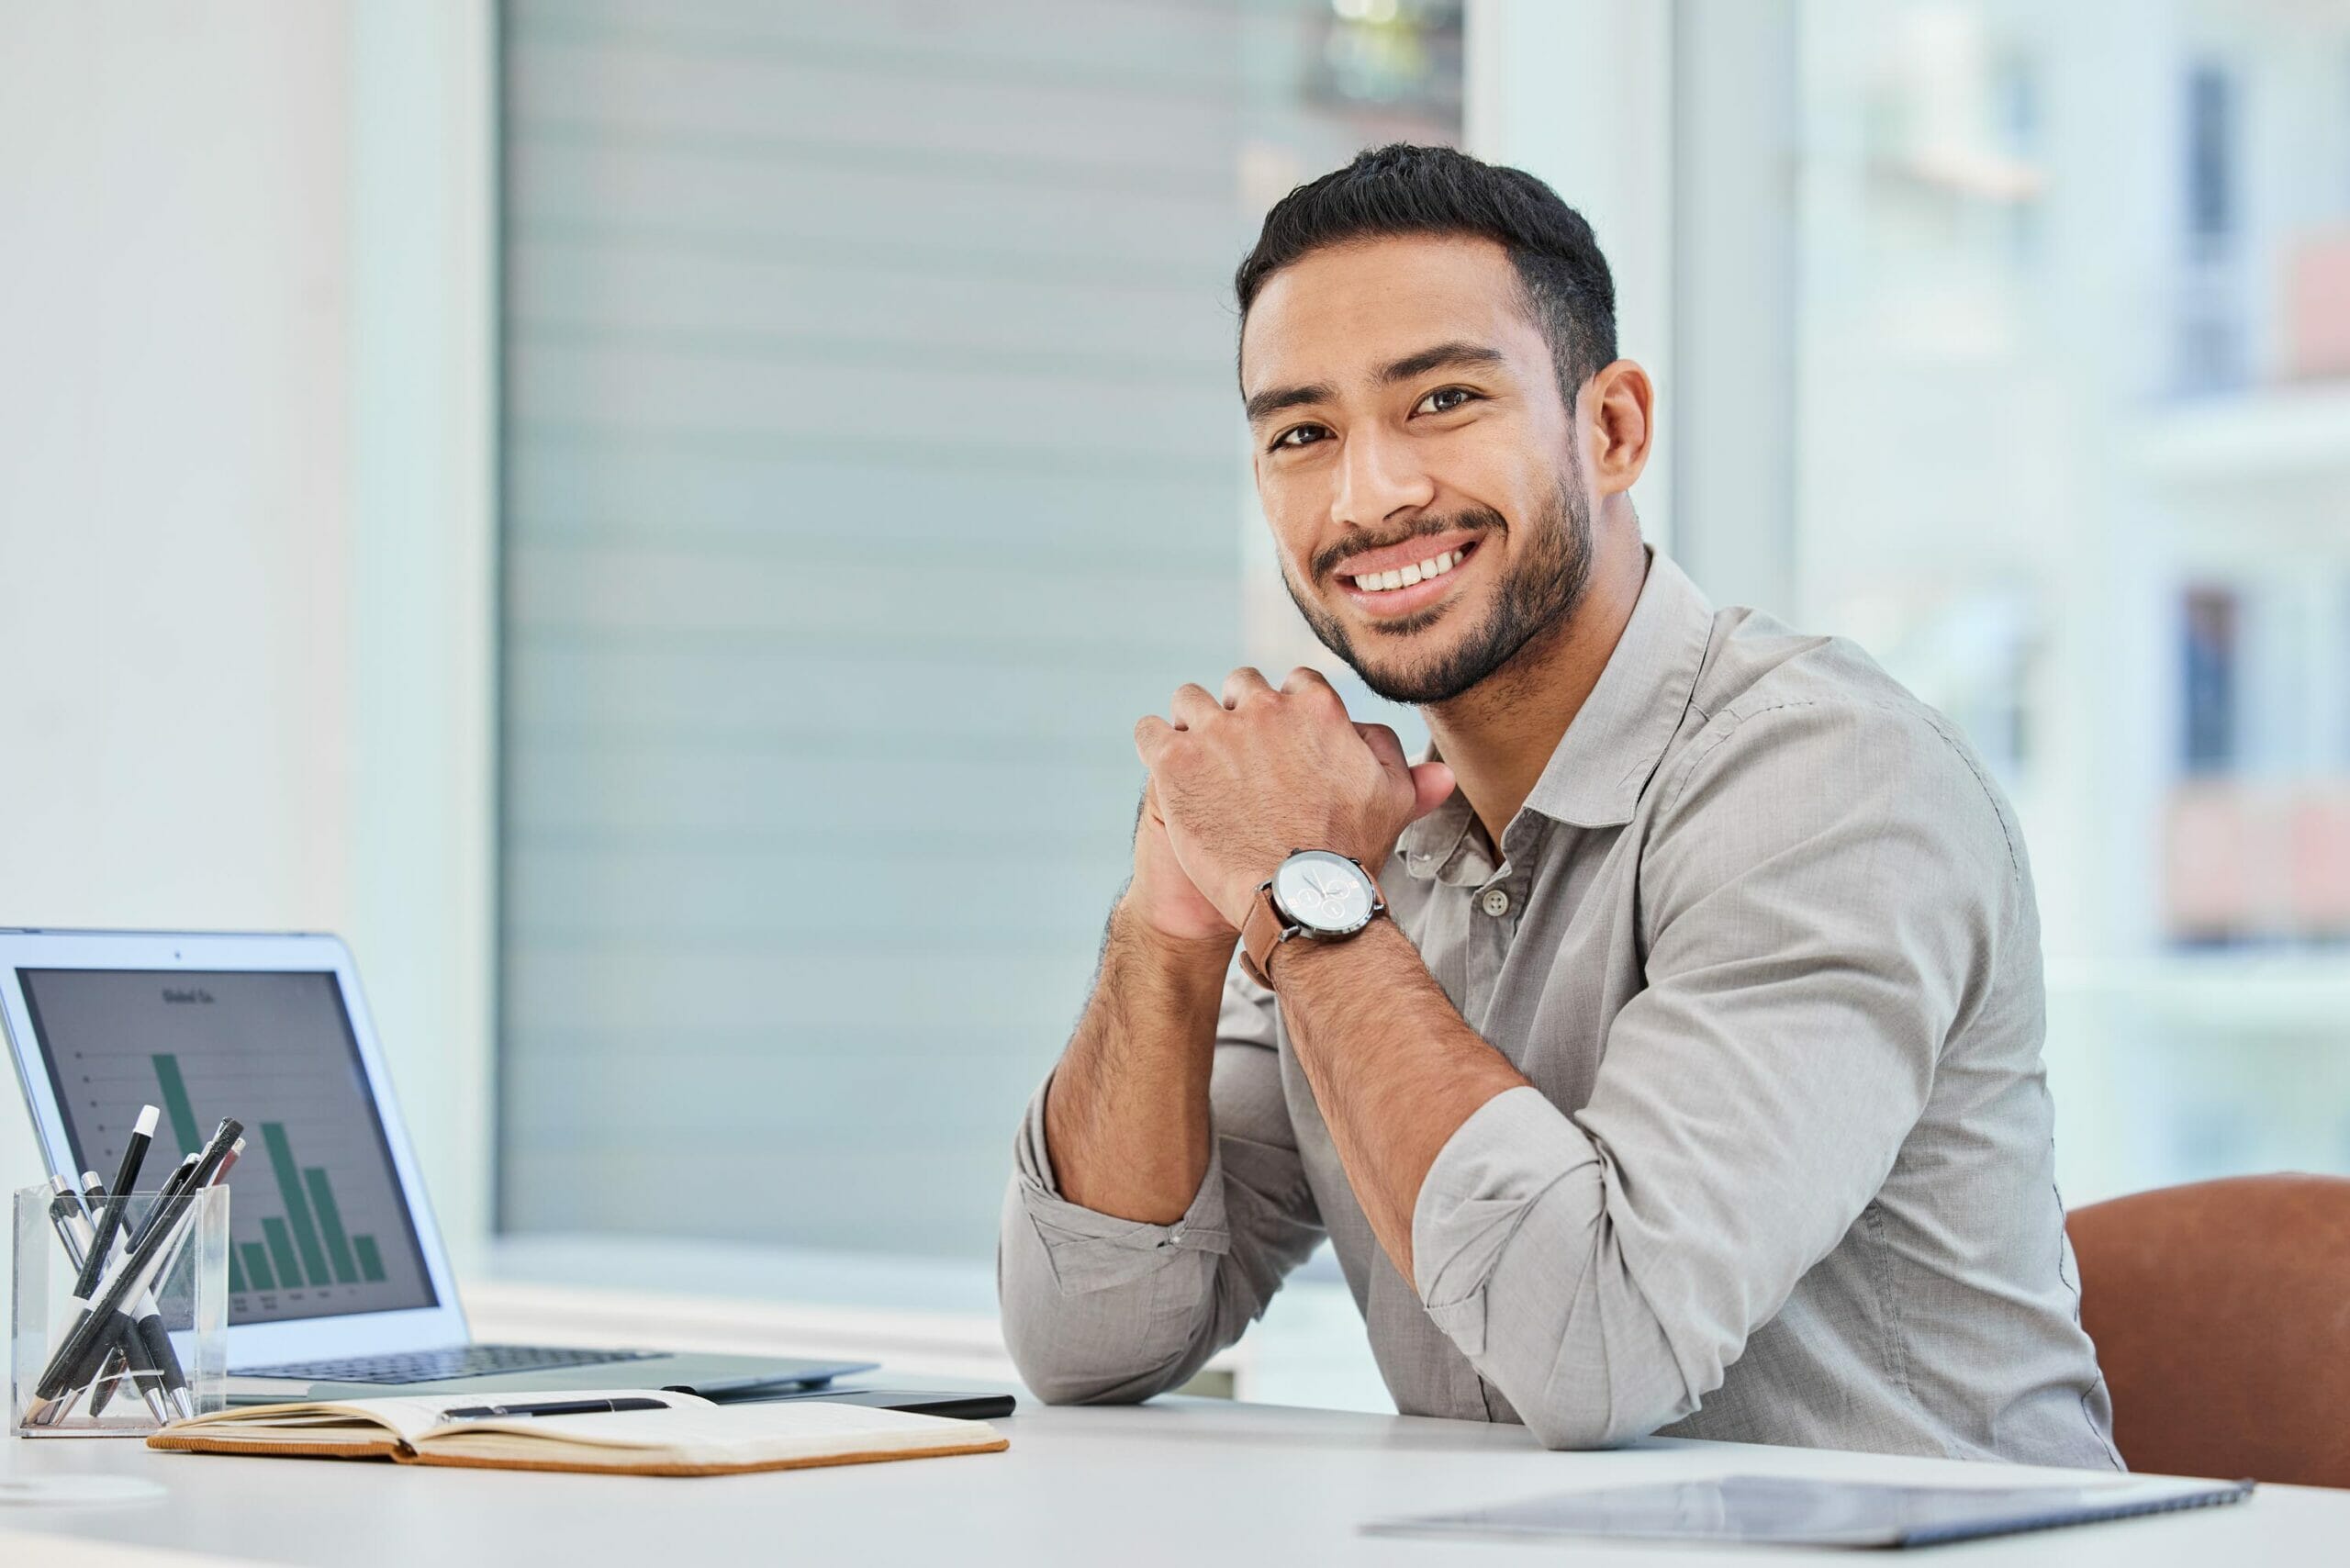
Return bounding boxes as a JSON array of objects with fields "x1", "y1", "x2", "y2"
[
  {"x1": 468, "y1": 1234, "x2": 1393, "y2": 1408},
  {"x1": 4, "y1": 1394, "x2": 2341, "y2": 1566}
]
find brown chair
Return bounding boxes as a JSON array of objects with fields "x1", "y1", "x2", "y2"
[{"x1": 2068, "y1": 1174, "x2": 2350, "y2": 1489}]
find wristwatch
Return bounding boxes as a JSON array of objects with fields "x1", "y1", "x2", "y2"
[{"x1": 1238, "y1": 849, "x2": 1387, "y2": 990}]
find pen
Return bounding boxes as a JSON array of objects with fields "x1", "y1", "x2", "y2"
[
  {"x1": 81, "y1": 1170, "x2": 136, "y2": 1415},
  {"x1": 85, "y1": 1137, "x2": 243, "y2": 1419},
  {"x1": 136, "y1": 1136, "x2": 242, "y2": 1418},
  {"x1": 42, "y1": 1176, "x2": 173, "y2": 1424},
  {"x1": 438, "y1": 1397, "x2": 669, "y2": 1421},
  {"x1": 87, "y1": 1158, "x2": 189, "y2": 1421},
  {"x1": 73, "y1": 1106, "x2": 158, "y2": 1300},
  {"x1": 28, "y1": 1118, "x2": 242, "y2": 1417},
  {"x1": 122, "y1": 1153, "x2": 198, "y2": 1255},
  {"x1": 74, "y1": 1171, "x2": 140, "y2": 1420},
  {"x1": 79, "y1": 1171, "x2": 138, "y2": 1418}
]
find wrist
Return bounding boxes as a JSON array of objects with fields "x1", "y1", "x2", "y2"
[
  {"x1": 1264, "y1": 909, "x2": 1404, "y2": 991},
  {"x1": 1111, "y1": 896, "x2": 1237, "y2": 980},
  {"x1": 1240, "y1": 848, "x2": 1387, "y2": 991}
]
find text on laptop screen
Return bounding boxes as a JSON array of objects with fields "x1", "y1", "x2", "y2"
[{"x1": 18, "y1": 969, "x2": 437, "y2": 1325}]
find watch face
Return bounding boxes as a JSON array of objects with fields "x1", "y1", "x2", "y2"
[{"x1": 1271, "y1": 850, "x2": 1377, "y2": 935}]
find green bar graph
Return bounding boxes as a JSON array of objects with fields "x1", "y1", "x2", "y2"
[
  {"x1": 150, "y1": 1080, "x2": 381, "y2": 1297},
  {"x1": 261, "y1": 1124, "x2": 331, "y2": 1286},
  {"x1": 149, "y1": 1045, "x2": 394, "y2": 1303},
  {"x1": 261, "y1": 1217, "x2": 305, "y2": 1291},
  {"x1": 241, "y1": 1242, "x2": 277, "y2": 1292},
  {"x1": 303, "y1": 1168, "x2": 358, "y2": 1284},
  {"x1": 151, "y1": 1053, "x2": 202, "y2": 1157}
]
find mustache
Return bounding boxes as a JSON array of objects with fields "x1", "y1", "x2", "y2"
[{"x1": 1310, "y1": 508, "x2": 1505, "y2": 584}]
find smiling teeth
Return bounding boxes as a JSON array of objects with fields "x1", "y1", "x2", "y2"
[{"x1": 1355, "y1": 549, "x2": 1460, "y2": 593}]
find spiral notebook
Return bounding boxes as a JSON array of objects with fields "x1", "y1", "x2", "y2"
[{"x1": 1364, "y1": 1473, "x2": 2255, "y2": 1550}]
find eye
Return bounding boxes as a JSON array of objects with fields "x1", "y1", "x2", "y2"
[
  {"x1": 1416, "y1": 386, "x2": 1479, "y2": 416},
  {"x1": 1269, "y1": 423, "x2": 1329, "y2": 452}
]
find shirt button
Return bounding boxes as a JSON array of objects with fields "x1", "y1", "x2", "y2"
[{"x1": 1480, "y1": 888, "x2": 1512, "y2": 918}]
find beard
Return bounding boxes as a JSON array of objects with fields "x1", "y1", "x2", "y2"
[{"x1": 1281, "y1": 468, "x2": 1595, "y2": 707}]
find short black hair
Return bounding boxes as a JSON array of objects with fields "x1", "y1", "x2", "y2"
[{"x1": 1234, "y1": 143, "x2": 1617, "y2": 405}]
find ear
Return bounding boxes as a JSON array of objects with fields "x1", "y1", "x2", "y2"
[{"x1": 1582, "y1": 359, "x2": 1655, "y2": 498}]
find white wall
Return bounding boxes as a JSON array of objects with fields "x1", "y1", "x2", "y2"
[{"x1": 0, "y1": 1, "x2": 495, "y2": 1285}]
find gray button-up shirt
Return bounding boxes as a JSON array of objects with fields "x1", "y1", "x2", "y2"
[{"x1": 998, "y1": 550, "x2": 2120, "y2": 1468}]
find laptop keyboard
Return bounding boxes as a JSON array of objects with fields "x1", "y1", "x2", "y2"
[{"x1": 238, "y1": 1343, "x2": 667, "y2": 1384}]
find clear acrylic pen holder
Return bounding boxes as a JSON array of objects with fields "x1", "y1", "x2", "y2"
[{"x1": 12, "y1": 1183, "x2": 229, "y2": 1436}]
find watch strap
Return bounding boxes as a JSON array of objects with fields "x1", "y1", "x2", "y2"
[
  {"x1": 1237, "y1": 883, "x2": 1291, "y2": 990},
  {"x1": 1237, "y1": 857, "x2": 1387, "y2": 991}
]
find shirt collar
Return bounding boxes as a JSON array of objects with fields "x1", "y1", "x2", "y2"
[{"x1": 1399, "y1": 548, "x2": 1715, "y2": 874}]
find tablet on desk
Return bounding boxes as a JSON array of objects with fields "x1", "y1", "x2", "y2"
[
  {"x1": 733, "y1": 1387, "x2": 1018, "y2": 1421},
  {"x1": 1365, "y1": 1473, "x2": 2255, "y2": 1550}
]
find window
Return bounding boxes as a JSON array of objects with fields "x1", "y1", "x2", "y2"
[
  {"x1": 496, "y1": 0, "x2": 1461, "y2": 1260},
  {"x1": 1789, "y1": 0, "x2": 2350, "y2": 1193}
]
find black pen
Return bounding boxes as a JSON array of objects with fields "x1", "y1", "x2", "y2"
[
  {"x1": 43, "y1": 1176, "x2": 173, "y2": 1424},
  {"x1": 438, "y1": 1397, "x2": 669, "y2": 1421},
  {"x1": 86, "y1": 1137, "x2": 241, "y2": 1419},
  {"x1": 78, "y1": 1169, "x2": 164, "y2": 1420},
  {"x1": 76, "y1": 1170, "x2": 143, "y2": 1419},
  {"x1": 91, "y1": 1149, "x2": 196, "y2": 1417},
  {"x1": 73, "y1": 1105, "x2": 158, "y2": 1300},
  {"x1": 137, "y1": 1136, "x2": 242, "y2": 1418},
  {"x1": 122, "y1": 1153, "x2": 198, "y2": 1255},
  {"x1": 29, "y1": 1118, "x2": 241, "y2": 1416}
]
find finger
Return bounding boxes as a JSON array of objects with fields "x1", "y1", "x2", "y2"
[
  {"x1": 1279, "y1": 665, "x2": 1341, "y2": 699},
  {"x1": 1353, "y1": 722, "x2": 1409, "y2": 776},
  {"x1": 1407, "y1": 759, "x2": 1457, "y2": 822},
  {"x1": 1279, "y1": 665, "x2": 1348, "y2": 718},
  {"x1": 1169, "y1": 683, "x2": 1224, "y2": 730},
  {"x1": 1134, "y1": 713, "x2": 1177, "y2": 766},
  {"x1": 1219, "y1": 666, "x2": 1274, "y2": 709}
]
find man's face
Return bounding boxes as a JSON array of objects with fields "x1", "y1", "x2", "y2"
[{"x1": 1239, "y1": 235, "x2": 1594, "y2": 706}]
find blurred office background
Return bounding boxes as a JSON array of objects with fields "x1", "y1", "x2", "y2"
[{"x1": 4, "y1": 0, "x2": 2348, "y2": 1408}]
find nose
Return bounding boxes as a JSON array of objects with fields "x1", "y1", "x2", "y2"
[{"x1": 1329, "y1": 423, "x2": 1435, "y2": 535}]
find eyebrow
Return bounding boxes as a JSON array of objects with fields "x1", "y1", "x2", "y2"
[{"x1": 1242, "y1": 341, "x2": 1510, "y2": 425}]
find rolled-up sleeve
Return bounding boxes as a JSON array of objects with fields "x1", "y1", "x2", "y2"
[
  {"x1": 1411, "y1": 700, "x2": 2013, "y2": 1449},
  {"x1": 998, "y1": 958, "x2": 1326, "y2": 1405}
]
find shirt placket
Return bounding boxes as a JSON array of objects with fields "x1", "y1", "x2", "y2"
[
  {"x1": 1439, "y1": 815, "x2": 1546, "y2": 1424},
  {"x1": 1462, "y1": 816, "x2": 1544, "y2": 1038}
]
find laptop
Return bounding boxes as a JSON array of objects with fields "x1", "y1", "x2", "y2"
[{"x1": 1, "y1": 928, "x2": 874, "y2": 1403}]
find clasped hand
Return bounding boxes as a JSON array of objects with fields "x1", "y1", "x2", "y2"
[{"x1": 1128, "y1": 666, "x2": 1457, "y2": 941}]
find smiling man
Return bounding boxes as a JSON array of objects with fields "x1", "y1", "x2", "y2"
[{"x1": 996, "y1": 145, "x2": 2118, "y2": 1464}]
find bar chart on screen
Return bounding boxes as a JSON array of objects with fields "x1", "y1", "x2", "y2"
[
  {"x1": 151, "y1": 1056, "x2": 391, "y2": 1296},
  {"x1": 21, "y1": 968, "x2": 435, "y2": 1324}
]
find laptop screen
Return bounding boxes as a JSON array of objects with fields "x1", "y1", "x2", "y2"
[{"x1": 17, "y1": 968, "x2": 439, "y2": 1325}]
